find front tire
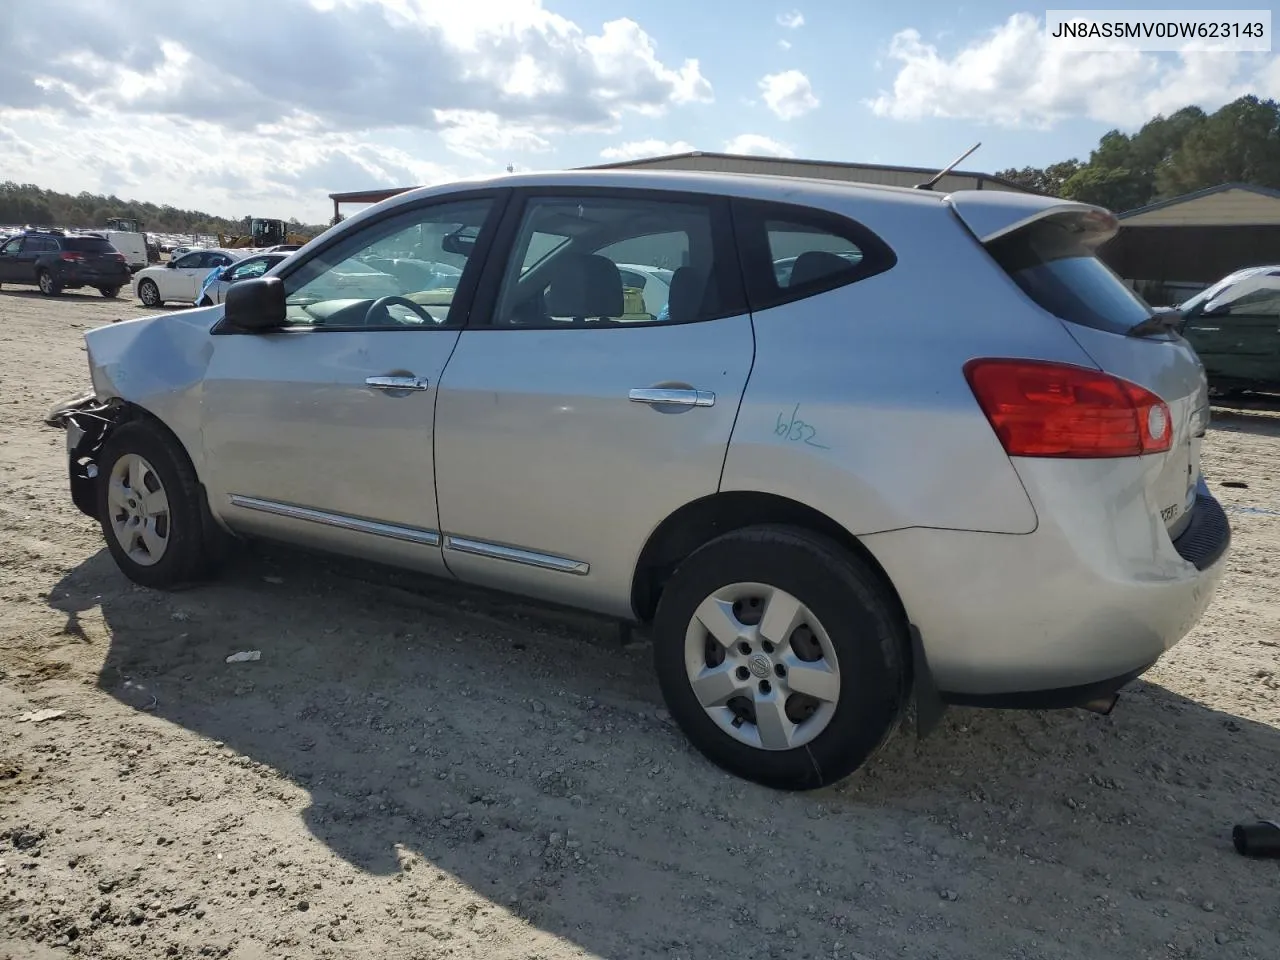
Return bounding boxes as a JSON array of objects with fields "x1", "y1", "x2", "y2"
[
  {"x1": 138, "y1": 278, "x2": 163, "y2": 307},
  {"x1": 95, "y1": 419, "x2": 230, "y2": 589},
  {"x1": 653, "y1": 525, "x2": 907, "y2": 790}
]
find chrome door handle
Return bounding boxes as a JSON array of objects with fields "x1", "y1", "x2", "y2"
[
  {"x1": 629, "y1": 387, "x2": 715, "y2": 407},
  {"x1": 366, "y1": 375, "x2": 429, "y2": 391}
]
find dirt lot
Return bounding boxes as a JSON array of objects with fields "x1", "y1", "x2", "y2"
[{"x1": 1, "y1": 288, "x2": 1278, "y2": 960}]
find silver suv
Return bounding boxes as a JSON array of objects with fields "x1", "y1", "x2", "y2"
[{"x1": 47, "y1": 170, "x2": 1230, "y2": 789}]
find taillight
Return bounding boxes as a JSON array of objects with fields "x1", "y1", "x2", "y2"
[
  {"x1": 109, "y1": 253, "x2": 126, "y2": 262},
  {"x1": 964, "y1": 358, "x2": 1172, "y2": 458},
  {"x1": 59, "y1": 251, "x2": 85, "y2": 262}
]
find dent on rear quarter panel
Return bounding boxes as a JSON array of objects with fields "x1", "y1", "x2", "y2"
[
  {"x1": 722, "y1": 195, "x2": 1100, "y2": 536},
  {"x1": 84, "y1": 311, "x2": 218, "y2": 470}
]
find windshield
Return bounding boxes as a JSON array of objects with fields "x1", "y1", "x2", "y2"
[{"x1": 1178, "y1": 268, "x2": 1270, "y2": 314}]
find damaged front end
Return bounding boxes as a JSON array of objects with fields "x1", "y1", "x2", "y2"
[{"x1": 44, "y1": 392, "x2": 124, "y2": 519}]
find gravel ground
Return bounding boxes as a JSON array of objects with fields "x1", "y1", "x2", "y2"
[{"x1": 1, "y1": 288, "x2": 1279, "y2": 960}]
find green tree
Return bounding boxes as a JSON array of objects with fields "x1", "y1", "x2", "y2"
[{"x1": 1156, "y1": 96, "x2": 1280, "y2": 196}]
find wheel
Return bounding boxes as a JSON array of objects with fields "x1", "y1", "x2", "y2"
[
  {"x1": 138, "y1": 278, "x2": 163, "y2": 307},
  {"x1": 652, "y1": 525, "x2": 907, "y2": 790},
  {"x1": 37, "y1": 270, "x2": 62, "y2": 296},
  {"x1": 95, "y1": 419, "x2": 231, "y2": 589},
  {"x1": 99, "y1": 285, "x2": 122, "y2": 298}
]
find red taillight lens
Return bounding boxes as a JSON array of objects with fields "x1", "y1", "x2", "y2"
[
  {"x1": 110, "y1": 253, "x2": 126, "y2": 262},
  {"x1": 964, "y1": 358, "x2": 1173, "y2": 458},
  {"x1": 59, "y1": 251, "x2": 85, "y2": 261}
]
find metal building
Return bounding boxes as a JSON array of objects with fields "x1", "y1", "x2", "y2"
[
  {"x1": 327, "y1": 151, "x2": 1035, "y2": 220},
  {"x1": 1099, "y1": 183, "x2": 1280, "y2": 304}
]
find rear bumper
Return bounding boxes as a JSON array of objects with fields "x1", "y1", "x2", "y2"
[
  {"x1": 861, "y1": 476, "x2": 1231, "y2": 701},
  {"x1": 54, "y1": 265, "x2": 131, "y2": 287}
]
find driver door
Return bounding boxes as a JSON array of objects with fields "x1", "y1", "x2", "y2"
[
  {"x1": 163, "y1": 250, "x2": 215, "y2": 301},
  {"x1": 199, "y1": 191, "x2": 505, "y2": 575}
]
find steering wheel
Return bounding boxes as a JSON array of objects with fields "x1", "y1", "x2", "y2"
[{"x1": 366, "y1": 295, "x2": 436, "y2": 326}]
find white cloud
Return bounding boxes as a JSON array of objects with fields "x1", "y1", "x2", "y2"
[
  {"x1": 0, "y1": 0, "x2": 715, "y2": 218},
  {"x1": 724, "y1": 134, "x2": 795, "y2": 158},
  {"x1": 759, "y1": 70, "x2": 820, "y2": 120},
  {"x1": 868, "y1": 13, "x2": 1280, "y2": 128},
  {"x1": 777, "y1": 10, "x2": 805, "y2": 29},
  {"x1": 600, "y1": 139, "x2": 697, "y2": 160},
  {"x1": 779, "y1": 40, "x2": 792, "y2": 51}
]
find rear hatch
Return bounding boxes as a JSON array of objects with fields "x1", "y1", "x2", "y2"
[
  {"x1": 948, "y1": 192, "x2": 1210, "y2": 540},
  {"x1": 63, "y1": 236, "x2": 128, "y2": 273}
]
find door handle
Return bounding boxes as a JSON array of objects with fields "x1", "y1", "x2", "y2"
[
  {"x1": 629, "y1": 387, "x2": 715, "y2": 407},
  {"x1": 366, "y1": 375, "x2": 429, "y2": 391}
]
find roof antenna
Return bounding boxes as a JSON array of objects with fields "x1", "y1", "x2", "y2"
[{"x1": 914, "y1": 142, "x2": 981, "y2": 190}]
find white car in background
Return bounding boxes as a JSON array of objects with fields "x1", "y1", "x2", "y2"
[
  {"x1": 134, "y1": 248, "x2": 244, "y2": 306},
  {"x1": 197, "y1": 252, "x2": 292, "y2": 306},
  {"x1": 616, "y1": 263, "x2": 674, "y2": 319}
]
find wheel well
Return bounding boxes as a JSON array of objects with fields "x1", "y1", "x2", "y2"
[{"x1": 630, "y1": 491, "x2": 907, "y2": 625}]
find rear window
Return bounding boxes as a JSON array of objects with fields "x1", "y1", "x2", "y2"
[
  {"x1": 986, "y1": 215, "x2": 1151, "y2": 335},
  {"x1": 64, "y1": 237, "x2": 116, "y2": 253}
]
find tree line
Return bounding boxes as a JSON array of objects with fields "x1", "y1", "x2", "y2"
[
  {"x1": 995, "y1": 95, "x2": 1280, "y2": 211},
  {"x1": 0, "y1": 181, "x2": 328, "y2": 236}
]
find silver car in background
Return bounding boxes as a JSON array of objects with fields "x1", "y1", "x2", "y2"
[{"x1": 46, "y1": 169, "x2": 1230, "y2": 790}]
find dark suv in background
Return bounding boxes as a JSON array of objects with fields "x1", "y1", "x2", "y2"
[{"x1": 0, "y1": 229, "x2": 132, "y2": 297}]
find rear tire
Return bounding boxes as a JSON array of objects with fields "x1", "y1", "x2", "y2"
[
  {"x1": 99, "y1": 285, "x2": 121, "y2": 298},
  {"x1": 652, "y1": 524, "x2": 907, "y2": 790},
  {"x1": 95, "y1": 419, "x2": 232, "y2": 589},
  {"x1": 37, "y1": 270, "x2": 62, "y2": 296}
]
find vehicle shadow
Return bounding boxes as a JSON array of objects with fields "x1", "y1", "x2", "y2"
[
  {"x1": 1210, "y1": 398, "x2": 1280, "y2": 440},
  {"x1": 0, "y1": 288, "x2": 127, "y2": 301},
  {"x1": 46, "y1": 546, "x2": 1280, "y2": 958}
]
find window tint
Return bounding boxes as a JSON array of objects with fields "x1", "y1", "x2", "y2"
[
  {"x1": 281, "y1": 197, "x2": 494, "y2": 328},
  {"x1": 26, "y1": 237, "x2": 55, "y2": 254},
  {"x1": 207, "y1": 253, "x2": 234, "y2": 268},
  {"x1": 173, "y1": 252, "x2": 203, "y2": 269},
  {"x1": 492, "y1": 195, "x2": 738, "y2": 327},
  {"x1": 986, "y1": 215, "x2": 1152, "y2": 335},
  {"x1": 733, "y1": 199, "x2": 896, "y2": 312},
  {"x1": 0, "y1": 238, "x2": 21, "y2": 255},
  {"x1": 64, "y1": 237, "x2": 115, "y2": 253}
]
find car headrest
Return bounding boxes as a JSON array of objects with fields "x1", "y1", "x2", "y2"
[
  {"x1": 788, "y1": 250, "x2": 856, "y2": 288},
  {"x1": 545, "y1": 253, "x2": 624, "y2": 319},
  {"x1": 666, "y1": 266, "x2": 708, "y2": 323}
]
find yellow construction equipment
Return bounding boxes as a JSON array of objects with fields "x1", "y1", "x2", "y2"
[{"x1": 218, "y1": 217, "x2": 312, "y2": 249}]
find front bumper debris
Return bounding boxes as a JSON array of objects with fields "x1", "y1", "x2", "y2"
[{"x1": 45, "y1": 393, "x2": 120, "y2": 518}]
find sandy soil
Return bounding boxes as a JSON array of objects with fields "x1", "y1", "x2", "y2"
[{"x1": 1, "y1": 287, "x2": 1278, "y2": 960}]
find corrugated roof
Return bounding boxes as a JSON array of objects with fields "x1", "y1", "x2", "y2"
[
  {"x1": 583, "y1": 150, "x2": 1035, "y2": 193},
  {"x1": 1118, "y1": 182, "x2": 1280, "y2": 220},
  {"x1": 329, "y1": 151, "x2": 1037, "y2": 204}
]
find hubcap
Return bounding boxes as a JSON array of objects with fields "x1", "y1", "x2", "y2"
[
  {"x1": 106, "y1": 453, "x2": 171, "y2": 566},
  {"x1": 683, "y1": 582, "x2": 840, "y2": 751}
]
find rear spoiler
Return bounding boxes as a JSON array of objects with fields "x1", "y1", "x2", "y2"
[{"x1": 944, "y1": 190, "x2": 1117, "y2": 246}]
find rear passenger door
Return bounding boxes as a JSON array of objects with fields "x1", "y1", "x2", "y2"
[{"x1": 432, "y1": 188, "x2": 753, "y2": 617}]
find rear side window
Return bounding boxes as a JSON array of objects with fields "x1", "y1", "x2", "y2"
[
  {"x1": 986, "y1": 215, "x2": 1152, "y2": 335},
  {"x1": 732, "y1": 198, "x2": 896, "y2": 312},
  {"x1": 64, "y1": 237, "x2": 116, "y2": 253}
]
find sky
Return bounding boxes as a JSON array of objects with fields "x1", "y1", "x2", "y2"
[{"x1": 1, "y1": 0, "x2": 1278, "y2": 223}]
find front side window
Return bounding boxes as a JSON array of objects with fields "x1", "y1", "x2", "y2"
[
  {"x1": 281, "y1": 197, "x2": 495, "y2": 328},
  {"x1": 0, "y1": 238, "x2": 20, "y2": 255},
  {"x1": 173, "y1": 252, "x2": 204, "y2": 269},
  {"x1": 491, "y1": 195, "x2": 737, "y2": 327},
  {"x1": 229, "y1": 257, "x2": 272, "y2": 281}
]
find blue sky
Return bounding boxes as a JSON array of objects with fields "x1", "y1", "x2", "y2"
[{"x1": 1, "y1": 0, "x2": 1277, "y2": 221}]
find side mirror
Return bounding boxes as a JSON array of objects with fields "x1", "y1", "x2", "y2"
[
  {"x1": 166, "y1": 260, "x2": 176, "y2": 269},
  {"x1": 224, "y1": 277, "x2": 286, "y2": 331}
]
